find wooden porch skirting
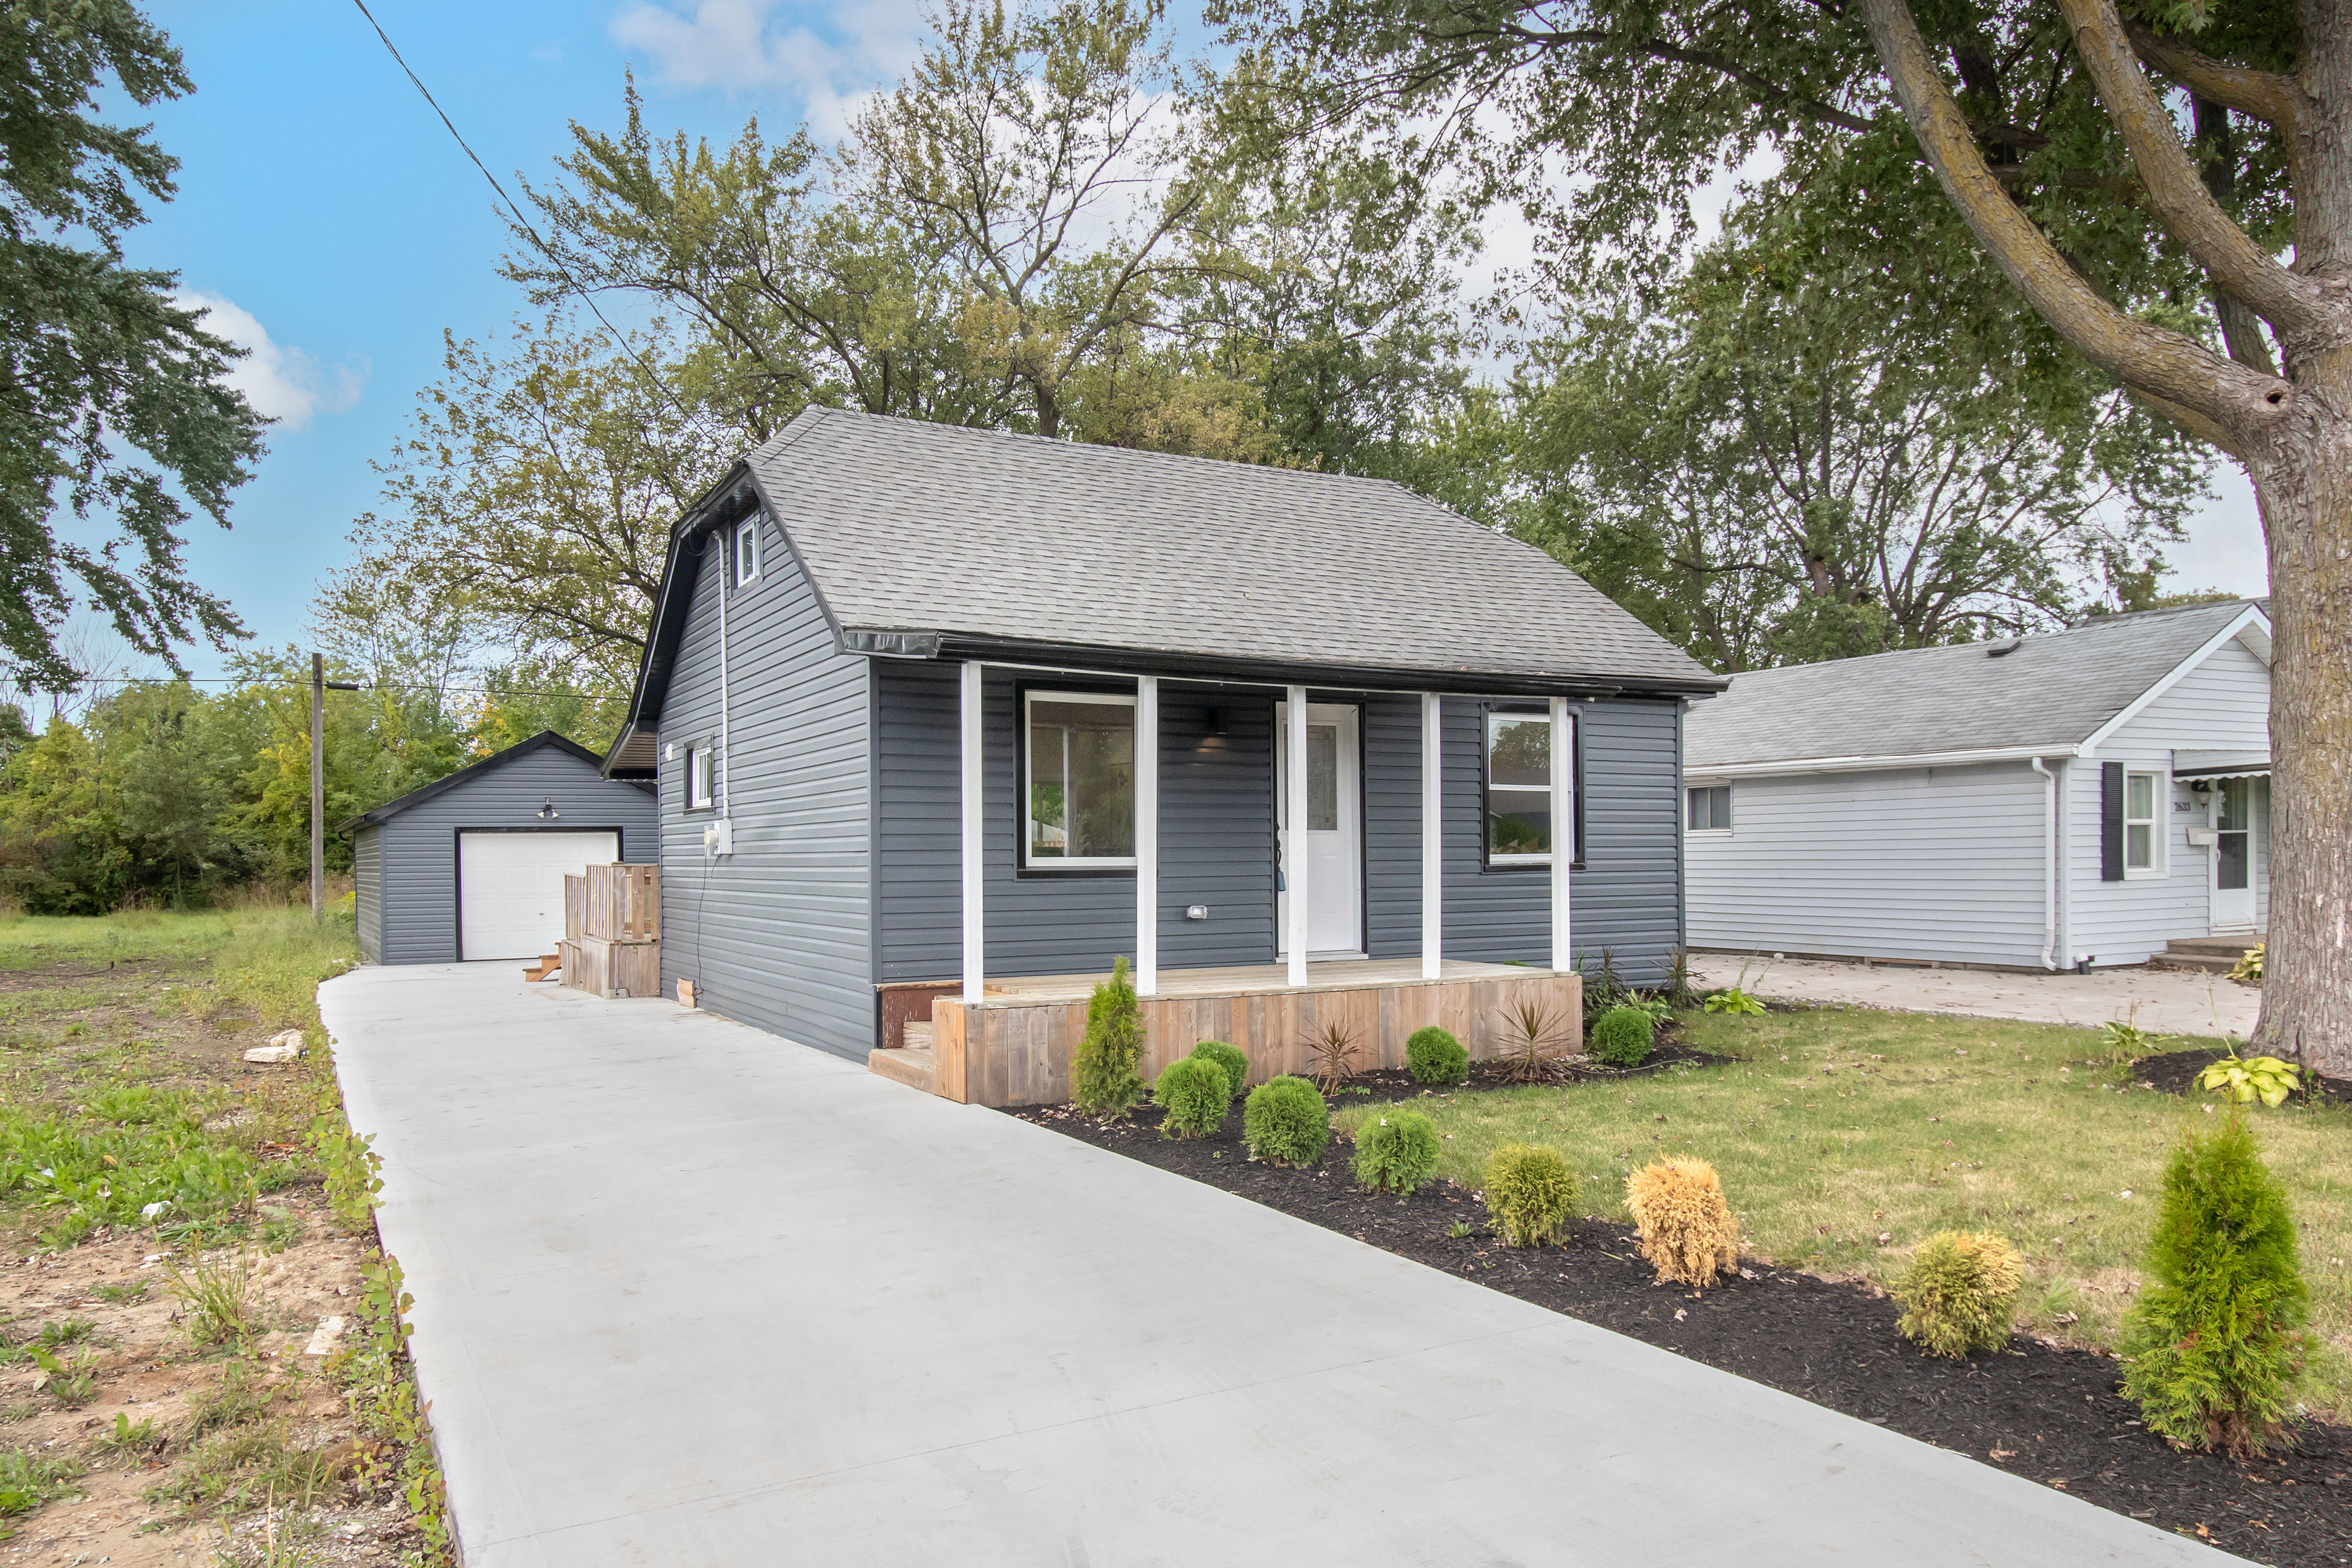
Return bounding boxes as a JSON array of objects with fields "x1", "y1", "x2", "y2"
[{"x1": 926, "y1": 962, "x2": 1583, "y2": 1109}]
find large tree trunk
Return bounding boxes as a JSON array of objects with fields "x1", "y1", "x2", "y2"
[{"x1": 2249, "y1": 382, "x2": 2352, "y2": 1075}]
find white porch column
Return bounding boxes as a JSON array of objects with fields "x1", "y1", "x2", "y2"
[
  {"x1": 1135, "y1": 676, "x2": 1159, "y2": 996},
  {"x1": 1549, "y1": 694, "x2": 1574, "y2": 973},
  {"x1": 1284, "y1": 683, "x2": 1309, "y2": 987},
  {"x1": 960, "y1": 661, "x2": 985, "y2": 1004},
  {"x1": 1420, "y1": 693, "x2": 1443, "y2": 981}
]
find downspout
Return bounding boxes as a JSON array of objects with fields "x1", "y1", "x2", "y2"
[
  {"x1": 717, "y1": 522, "x2": 732, "y2": 821},
  {"x1": 2030, "y1": 757, "x2": 2057, "y2": 970}
]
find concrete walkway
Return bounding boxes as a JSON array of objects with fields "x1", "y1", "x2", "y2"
[
  {"x1": 1694, "y1": 953, "x2": 2259, "y2": 1039},
  {"x1": 320, "y1": 964, "x2": 2235, "y2": 1567}
]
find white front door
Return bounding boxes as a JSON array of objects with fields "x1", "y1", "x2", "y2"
[
  {"x1": 2210, "y1": 779, "x2": 2257, "y2": 932},
  {"x1": 457, "y1": 830, "x2": 619, "y2": 960},
  {"x1": 1275, "y1": 702, "x2": 1363, "y2": 958}
]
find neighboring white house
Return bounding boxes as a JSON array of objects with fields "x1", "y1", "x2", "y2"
[{"x1": 1683, "y1": 599, "x2": 2271, "y2": 972}]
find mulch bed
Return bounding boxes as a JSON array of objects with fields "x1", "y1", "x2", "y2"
[
  {"x1": 1011, "y1": 1097, "x2": 2352, "y2": 1565},
  {"x1": 2136, "y1": 1046, "x2": 2352, "y2": 1110},
  {"x1": 1335, "y1": 1035, "x2": 1732, "y2": 1104}
]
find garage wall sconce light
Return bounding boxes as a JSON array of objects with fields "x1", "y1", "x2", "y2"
[{"x1": 538, "y1": 798, "x2": 560, "y2": 820}]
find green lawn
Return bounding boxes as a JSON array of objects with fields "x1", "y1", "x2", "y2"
[{"x1": 1335, "y1": 1005, "x2": 2352, "y2": 1416}]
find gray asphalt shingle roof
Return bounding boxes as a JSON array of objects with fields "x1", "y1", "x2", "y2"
[
  {"x1": 741, "y1": 408, "x2": 1722, "y2": 692},
  {"x1": 1684, "y1": 600, "x2": 2268, "y2": 770}
]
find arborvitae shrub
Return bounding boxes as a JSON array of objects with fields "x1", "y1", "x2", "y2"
[
  {"x1": 2121, "y1": 1115, "x2": 2310, "y2": 1458},
  {"x1": 1405, "y1": 1026, "x2": 1469, "y2": 1086},
  {"x1": 1152, "y1": 1056, "x2": 1230, "y2": 1140},
  {"x1": 1070, "y1": 956, "x2": 1144, "y2": 1120},
  {"x1": 1353, "y1": 1110, "x2": 1441, "y2": 1194},
  {"x1": 1190, "y1": 1040, "x2": 1249, "y2": 1100},
  {"x1": 1589, "y1": 1006, "x2": 1657, "y2": 1067},
  {"x1": 1895, "y1": 1232, "x2": 2024, "y2": 1358},
  {"x1": 1243, "y1": 1075, "x2": 1329, "y2": 1167},
  {"x1": 1483, "y1": 1143, "x2": 1577, "y2": 1247},
  {"x1": 1625, "y1": 1158, "x2": 1740, "y2": 1286}
]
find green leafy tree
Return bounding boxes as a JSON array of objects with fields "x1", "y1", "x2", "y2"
[
  {"x1": 1214, "y1": 0, "x2": 2352, "y2": 1071},
  {"x1": 1, "y1": 1, "x2": 265, "y2": 691},
  {"x1": 1512, "y1": 193, "x2": 2205, "y2": 671}
]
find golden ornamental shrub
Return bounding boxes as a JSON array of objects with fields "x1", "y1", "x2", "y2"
[
  {"x1": 1894, "y1": 1232, "x2": 2025, "y2": 1358},
  {"x1": 1625, "y1": 1158, "x2": 1740, "y2": 1287}
]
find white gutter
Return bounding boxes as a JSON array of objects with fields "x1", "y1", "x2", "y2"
[
  {"x1": 2030, "y1": 757, "x2": 2058, "y2": 970},
  {"x1": 1686, "y1": 742, "x2": 2089, "y2": 781}
]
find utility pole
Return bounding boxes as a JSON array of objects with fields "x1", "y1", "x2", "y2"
[{"x1": 311, "y1": 653, "x2": 325, "y2": 921}]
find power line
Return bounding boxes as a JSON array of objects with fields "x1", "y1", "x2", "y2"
[
  {"x1": 346, "y1": 0, "x2": 728, "y2": 449},
  {"x1": 16, "y1": 673, "x2": 625, "y2": 700}
]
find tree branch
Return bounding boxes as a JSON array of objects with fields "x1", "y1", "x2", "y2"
[
  {"x1": 2191, "y1": 95, "x2": 2283, "y2": 374},
  {"x1": 1856, "y1": 0, "x2": 2286, "y2": 459},
  {"x1": 2123, "y1": 20, "x2": 2302, "y2": 132},
  {"x1": 2056, "y1": 0, "x2": 2326, "y2": 338},
  {"x1": 1480, "y1": 22, "x2": 1878, "y2": 134}
]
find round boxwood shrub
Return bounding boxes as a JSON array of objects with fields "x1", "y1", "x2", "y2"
[
  {"x1": 1189, "y1": 1039, "x2": 1249, "y2": 1100},
  {"x1": 1353, "y1": 1109, "x2": 1441, "y2": 1194},
  {"x1": 1405, "y1": 1026, "x2": 1469, "y2": 1086},
  {"x1": 1243, "y1": 1075, "x2": 1330, "y2": 1168},
  {"x1": 1483, "y1": 1143, "x2": 1577, "y2": 1248},
  {"x1": 1152, "y1": 1055, "x2": 1231, "y2": 1141},
  {"x1": 1895, "y1": 1231, "x2": 2024, "y2": 1358},
  {"x1": 1588, "y1": 1005, "x2": 1657, "y2": 1068}
]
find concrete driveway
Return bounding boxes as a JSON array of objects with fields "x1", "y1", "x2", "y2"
[
  {"x1": 319, "y1": 963, "x2": 2233, "y2": 1567},
  {"x1": 1693, "y1": 953, "x2": 2259, "y2": 1037}
]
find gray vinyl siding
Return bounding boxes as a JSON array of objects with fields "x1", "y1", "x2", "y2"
[
  {"x1": 353, "y1": 826, "x2": 382, "y2": 964},
  {"x1": 657, "y1": 514, "x2": 874, "y2": 1059},
  {"x1": 2066, "y1": 640, "x2": 2271, "y2": 965},
  {"x1": 362, "y1": 751, "x2": 657, "y2": 965},
  {"x1": 875, "y1": 682, "x2": 1686, "y2": 987},
  {"x1": 1687, "y1": 760, "x2": 2051, "y2": 968}
]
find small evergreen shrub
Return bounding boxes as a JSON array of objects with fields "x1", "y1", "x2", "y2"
[
  {"x1": 1152, "y1": 1056, "x2": 1230, "y2": 1140},
  {"x1": 1625, "y1": 1158, "x2": 1740, "y2": 1286},
  {"x1": 1894, "y1": 1232, "x2": 2024, "y2": 1358},
  {"x1": 1483, "y1": 1143, "x2": 1577, "y2": 1248},
  {"x1": 1243, "y1": 1075, "x2": 1329, "y2": 1167},
  {"x1": 2121, "y1": 1115, "x2": 2310, "y2": 1458},
  {"x1": 1070, "y1": 956, "x2": 1144, "y2": 1120},
  {"x1": 1588, "y1": 1005, "x2": 1656, "y2": 1067},
  {"x1": 1405, "y1": 1026, "x2": 1468, "y2": 1086},
  {"x1": 1353, "y1": 1111, "x2": 1441, "y2": 1194},
  {"x1": 1190, "y1": 1040, "x2": 1249, "y2": 1100}
]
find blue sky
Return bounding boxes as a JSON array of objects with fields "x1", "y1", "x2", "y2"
[{"x1": 113, "y1": 0, "x2": 2270, "y2": 683}]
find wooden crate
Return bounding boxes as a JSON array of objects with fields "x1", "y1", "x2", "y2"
[{"x1": 564, "y1": 934, "x2": 661, "y2": 1000}]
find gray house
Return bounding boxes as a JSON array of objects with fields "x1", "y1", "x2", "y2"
[
  {"x1": 346, "y1": 731, "x2": 658, "y2": 966},
  {"x1": 1684, "y1": 599, "x2": 2272, "y2": 972},
  {"x1": 604, "y1": 410, "x2": 1725, "y2": 1100}
]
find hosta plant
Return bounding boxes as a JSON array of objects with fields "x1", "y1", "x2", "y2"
[
  {"x1": 2198, "y1": 1052, "x2": 2302, "y2": 1108},
  {"x1": 2229, "y1": 943, "x2": 2264, "y2": 985}
]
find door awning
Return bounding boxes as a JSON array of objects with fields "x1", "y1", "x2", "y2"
[{"x1": 2173, "y1": 748, "x2": 2270, "y2": 779}]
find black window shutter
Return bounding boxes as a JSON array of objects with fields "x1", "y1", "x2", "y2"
[{"x1": 2100, "y1": 762, "x2": 2125, "y2": 881}]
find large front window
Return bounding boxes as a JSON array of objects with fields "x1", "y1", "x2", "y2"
[
  {"x1": 1025, "y1": 691, "x2": 1135, "y2": 868},
  {"x1": 1487, "y1": 710, "x2": 1567, "y2": 865}
]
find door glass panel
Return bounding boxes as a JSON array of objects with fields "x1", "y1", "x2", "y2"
[
  {"x1": 2217, "y1": 779, "x2": 2250, "y2": 832},
  {"x1": 2217, "y1": 829, "x2": 2250, "y2": 890},
  {"x1": 1307, "y1": 725, "x2": 1339, "y2": 832}
]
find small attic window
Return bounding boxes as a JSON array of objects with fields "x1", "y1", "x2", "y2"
[{"x1": 1985, "y1": 637, "x2": 2022, "y2": 657}]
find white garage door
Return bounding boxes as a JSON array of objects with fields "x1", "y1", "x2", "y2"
[{"x1": 457, "y1": 831, "x2": 619, "y2": 960}]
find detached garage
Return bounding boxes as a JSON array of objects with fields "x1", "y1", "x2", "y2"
[{"x1": 344, "y1": 732, "x2": 659, "y2": 965}]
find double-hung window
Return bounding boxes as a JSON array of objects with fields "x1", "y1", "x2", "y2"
[
  {"x1": 1686, "y1": 785, "x2": 1732, "y2": 832},
  {"x1": 733, "y1": 517, "x2": 761, "y2": 587},
  {"x1": 1486, "y1": 709, "x2": 1569, "y2": 866},
  {"x1": 685, "y1": 743, "x2": 715, "y2": 811},
  {"x1": 1024, "y1": 691, "x2": 1135, "y2": 868},
  {"x1": 2124, "y1": 769, "x2": 2164, "y2": 875}
]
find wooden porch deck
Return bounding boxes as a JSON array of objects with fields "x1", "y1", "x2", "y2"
[{"x1": 870, "y1": 957, "x2": 1582, "y2": 1109}]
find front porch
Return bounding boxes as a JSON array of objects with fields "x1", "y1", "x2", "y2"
[{"x1": 870, "y1": 957, "x2": 1584, "y2": 1107}]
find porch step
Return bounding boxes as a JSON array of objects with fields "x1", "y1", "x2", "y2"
[
  {"x1": 866, "y1": 1044, "x2": 937, "y2": 1094},
  {"x1": 902, "y1": 1021, "x2": 933, "y2": 1051},
  {"x1": 2151, "y1": 936, "x2": 2262, "y2": 973}
]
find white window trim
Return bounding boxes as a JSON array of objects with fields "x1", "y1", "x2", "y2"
[
  {"x1": 733, "y1": 519, "x2": 761, "y2": 586},
  {"x1": 1486, "y1": 708, "x2": 1569, "y2": 866},
  {"x1": 1022, "y1": 689, "x2": 1138, "y2": 870},
  {"x1": 2123, "y1": 767, "x2": 2168, "y2": 879},
  {"x1": 1686, "y1": 783, "x2": 1733, "y2": 835},
  {"x1": 685, "y1": 743, "x2": 716, "y2": 812}
]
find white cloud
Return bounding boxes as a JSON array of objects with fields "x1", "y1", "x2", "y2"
[
  {"x1": 174, "y1": 291, "x2": 367, "y2": 432},
  {"x1": 610, "y1": 0, "x2": 925, "y2": 138}
]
